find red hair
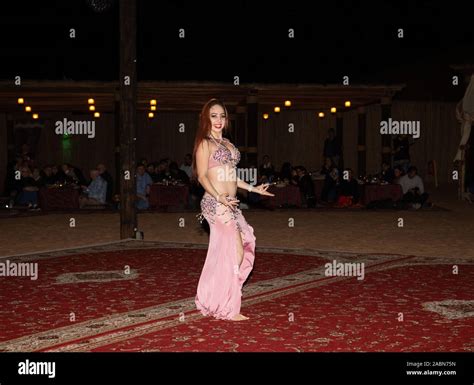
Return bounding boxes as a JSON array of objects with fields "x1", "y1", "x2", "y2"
[{"x1": 192, "y1": 98, "x2": 231, "y2": 182}]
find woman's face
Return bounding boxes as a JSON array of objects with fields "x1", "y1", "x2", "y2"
[
  {"x1": 394, "y1": 168, "x2": 401, "y2": 177},
  {"x1": 209, "y1": 104, "x2": 226, "y2": 136}
]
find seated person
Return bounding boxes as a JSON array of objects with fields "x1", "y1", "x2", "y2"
[
  {"x1": 51, "y1": 165, "x2": 66, "y2": 184},
  {"x1": 295, "y1": 166, "x2": 316, "y2": 208},
  {"x1": 380, "y1": 161, "x2": 395, "y2": 183},
  {"x1": 392, "y1": 166, "x2": 404, "y2": 184},
  {"x1": 259, "y1": 155, "x2": 275, "y2": 182},
  {"x1": 136, "y1": 164, "x2": 153, "y2": 210},
  {"x1": 11, "y1": 167, "x2": 40, "y2": 209},
  {"x1": 336, "y1": 168, "x2": 361, "y2": 207},
  {"x1": 61, "y1": 163, "x2": 86, "y2": 185},
  {"x1": 146, "y1": 163, "x2": 157, "y2": 182},
  {"x1": 169, "y1": 161, "x2": 190, "y2": 184},
  {"x1": 97, "y1": 163, "x2": 114, "y2": 203},
  {"x1": 41, "y1": 165, "x2": 57, "y2": 185},
  {"x1": 278, "y1": 162, "x2": 293, "y2": 183},
  {"x1": 397, "y1": 166, "x2": 430, "y2": 209},
  {"x1": 154, "y1": 160, "x2": 169, "y2": 183},
  {"x1": 79, "y1": 169, "x2": 107, "y2": 208},
  {"x1": 320, "y1": 157, "x2": 339, "y2": 203}
]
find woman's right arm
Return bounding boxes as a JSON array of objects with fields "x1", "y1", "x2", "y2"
[{"x1": 196, "y1": 140, "x2": 220, "y2": 200}]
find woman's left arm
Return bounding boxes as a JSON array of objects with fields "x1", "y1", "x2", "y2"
[
  {"x1": 237, "y1": 177, "x2": 274, "y2": 196},
  {"x1": 237, "y1": 176, "x2": 253, "y2": 191}
]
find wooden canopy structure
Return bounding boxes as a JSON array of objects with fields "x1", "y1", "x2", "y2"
[{"x1": 0, "y1": 80, "x2": 404, "y2": 114}]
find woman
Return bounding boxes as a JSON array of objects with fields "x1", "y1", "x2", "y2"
[{"x1": 193, "y1": 99, "x2": 274, "y2": 321}]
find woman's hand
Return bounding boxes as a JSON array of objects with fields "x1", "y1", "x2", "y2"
[
  {"x1": 217, "y1": 193, "x2": 240, "y2": 209},
  {"x1": 253, "y1": 183, "x2": 275, "y2": 196}
]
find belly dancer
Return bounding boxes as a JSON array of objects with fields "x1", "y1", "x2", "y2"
[{"x1": 192, "y1": 98, "x2": 274, "y2": 321}]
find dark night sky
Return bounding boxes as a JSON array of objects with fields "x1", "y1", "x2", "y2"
[{"x1": 1, "y1": 0, "x2": 473, "y2": 99}]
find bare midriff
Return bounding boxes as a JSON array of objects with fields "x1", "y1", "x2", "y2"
[{"x1": 207, "y1": 161, "x2": 238, "y2": 198}]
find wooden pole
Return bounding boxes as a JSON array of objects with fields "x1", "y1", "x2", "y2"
[
  {"x1": 119, "y1": 0, "x2": 137, "y2": 239},
  {"x1": 381, "y1": 97, "x2": 392, "y2": 165},
  {"x1": 357, "y1": 106, "x2": 366, "y2": 177}
]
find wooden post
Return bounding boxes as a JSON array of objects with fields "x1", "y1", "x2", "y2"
[
  {"x1": 381, "y1": 97, "x2": 392, "y2": 165},
  {"x1": 114, "y1": 92, "x2": 120, "y2": 197},
  {"x1": 246, "y1": 94, "x2": 258, "y2": 167},
  {"x1": 6, "y1": 114, "x2": 15, "y2": 164},
  {"x1": 357, "y1": 106, "x2": 366, "y2": 177},
  {"x1": 119, "y1": 0, "x2": 137, "y2": 239},
  {"x1": 336, "y1": 111, "x2": 344, "y2": 170}
]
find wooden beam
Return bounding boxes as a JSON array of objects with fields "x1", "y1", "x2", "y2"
[{"x1": 119, "y1": 0, "x2": 137, "y2": 239}]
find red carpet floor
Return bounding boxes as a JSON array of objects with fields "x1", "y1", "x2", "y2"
[{"x1": 0, "y1": 241, "x2": 472, "y2": 352}]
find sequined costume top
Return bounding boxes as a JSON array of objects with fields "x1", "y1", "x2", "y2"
[{"x1": 207, "y1": 137, "x2": 240, "y2": 169}]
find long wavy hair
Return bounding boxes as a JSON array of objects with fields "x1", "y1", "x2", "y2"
[{"x1": 192, "y1": 98, "x2": 231, "y2": 182}]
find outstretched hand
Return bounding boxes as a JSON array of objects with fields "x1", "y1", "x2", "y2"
[{"x1": 253, "y1": 183, "x2": 275, "y2": 196}]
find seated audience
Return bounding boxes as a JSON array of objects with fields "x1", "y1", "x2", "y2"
[
  {"x1": 11, "y1": 166, "x2": 40, "y2": 210},
  {"x1": 320, "y1": 157, "x2": 339, "y2": 203},
  {"x1": 79, "y1": 169, "x2": 107, "y2": 208},
  {"x1": 180, "y1": 154, "x2": 193, "y2": 179},
  {"x1": 259, "y1": 155, "x2": 275, "y2": 182},
  {"x1": 336, "y1": 168, "x2": 361, "y2": 207},
  {"x1": 136, "y1": 164, "x2": 153, "y2": 210},
  {"x1": 397, "y1": 166, "x2": 430, "y2": 209},
  {"x1": 154, "y1": 160, "x2": 169, "y2": 182},
  {"x1": 97, "y1": 163, "x2": 114, "y2": 203},
  {"x1": 295, "y1": 166, "x2": 316, "y2": 208},
  {"x1": 380, "y1": 161, "x2": 395, "y2": 183},
  {"x1": 169, "y1": 161, "x2": 190, "y2": 184}
]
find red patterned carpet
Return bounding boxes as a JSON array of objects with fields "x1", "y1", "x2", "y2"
[{"x1": 0, "y1": 240, "x2": 473, "y2": 352}]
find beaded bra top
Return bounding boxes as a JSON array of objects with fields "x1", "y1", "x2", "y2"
[{"x1": 207, "y1": 136, "x2": 240, "y2": 169}]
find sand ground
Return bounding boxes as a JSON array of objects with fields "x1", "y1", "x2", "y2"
[{"x1": 1, "y1": 183, "x2": 473, "y2": 258}]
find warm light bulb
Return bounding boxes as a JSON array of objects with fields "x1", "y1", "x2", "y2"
[
  {"x1": 263, "y1": 113, "x2": 269, "y2": 120},
  {"x1": 150, "y1": 99, "x2": 157, "y2": 106},
  {"x1": 25, "y1": 106, "x2": 32, "y2": 112},
  {"x1": 318, "y1": 112, "x2": 325, "y2": 118},
  {"x1": 32, "y1": 113, "x2": 39, "y2": 119},
  {"x1": 89, "y1": 105, "x2": 95, "y2": 111},
  {"x1": 284, "y1": 100, "x2": 291, "y2": 107},
  {"x1": 18, "y1": 98, "x2": 24, "y2": 104},
  {"x1": 274, "y1": 106, "x2": 281, "y2": 113},
  {"x1": 148, "y1": 112, "x2": 154, "y2": 118},
  {"x1": 94, "y1": 112, "x2": 100, "y2": 118},
  {"x1": 330, "y1": 107, "x2": 337, "y2": 113},
  {"x1": 344, "y1": 101, "x2": 351, "y2": 107},
  {"x1": 88, "y1": 98, "x2": 95, "y2": 104},
  {"x1": 150, "y1": 105, "x2": 156, "y2": 111}
]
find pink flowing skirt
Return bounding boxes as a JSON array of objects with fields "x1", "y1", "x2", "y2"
[{"x1": 195, "y1": 192, "x2": 256, "y2": 320}]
